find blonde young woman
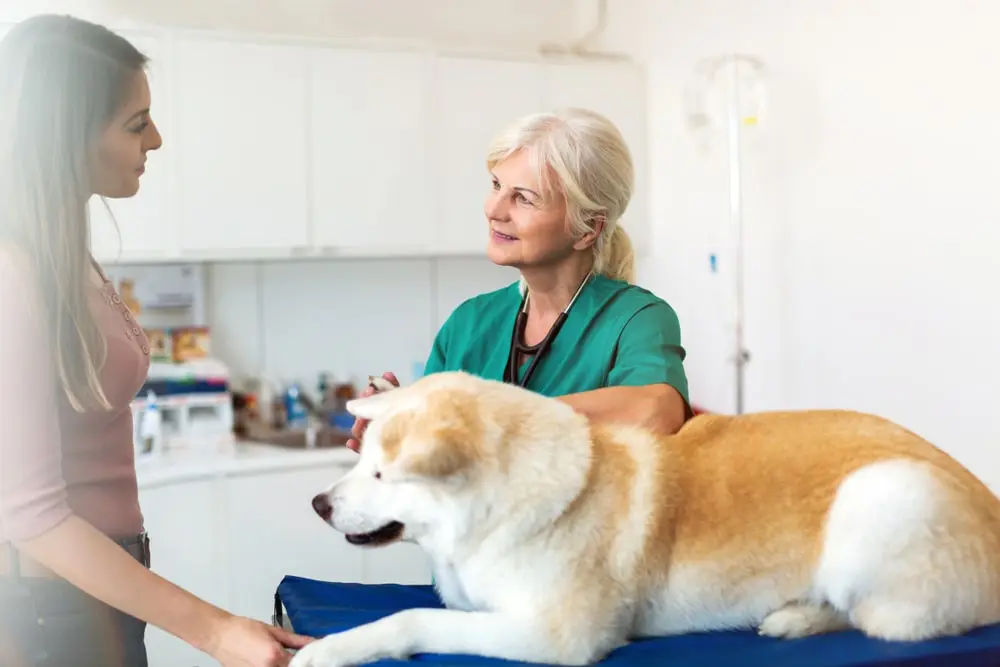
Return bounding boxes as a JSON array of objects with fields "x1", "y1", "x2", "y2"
[
  {"x1": 0, "y1": 14, "x2": 311, "y2": 667},
  {"x1": 348, "y1": 108, "x2": 691, "y2": 451}
]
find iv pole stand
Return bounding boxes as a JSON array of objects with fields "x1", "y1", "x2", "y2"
[
  {"x1": 726, "y1": 58, "x2": 751, "y2": 415},
  {"x1": 689, "y1": 54, "x2": 763, "y2": 415}
]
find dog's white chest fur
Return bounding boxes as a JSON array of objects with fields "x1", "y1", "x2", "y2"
[{"x1": 432, "y1": 562, "x2": 477, "y2": 611}]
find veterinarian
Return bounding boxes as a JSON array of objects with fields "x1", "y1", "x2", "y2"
[
  {"x1": 348, "y1": 107, "x2": 691, "y2": 451},
  {"x1": 0, "y1": 15, "x2": 311, "y2": 667}
]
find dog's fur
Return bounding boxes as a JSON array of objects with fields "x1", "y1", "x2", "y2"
[{"x1": 290, "y1": 371, "x2": 1000, "y2": 667}]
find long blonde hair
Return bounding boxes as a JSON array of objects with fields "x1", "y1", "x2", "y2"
[
  {"x1": 0, "y1": 15, "x2": 149, "y2": 412},
  {"x1": 486, "y1": 107, "x2": 636, "y2": 283}
]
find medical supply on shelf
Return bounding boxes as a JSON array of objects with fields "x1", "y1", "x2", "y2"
[
  {"x1": 131, "y1": 358, "x2": 234, "y2": 453},
  {"x1": 137, "y1": 390, "x2": 163, "y2": 456}
]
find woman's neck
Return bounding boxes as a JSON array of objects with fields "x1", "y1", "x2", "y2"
[{"x1": 521, "y1": 256, "x2": 594, "y2": 319}]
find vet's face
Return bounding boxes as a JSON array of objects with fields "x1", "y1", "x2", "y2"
[
  {"x1": 310, "y1": 385, "x2": 483, "y2": 548},
  {"x1": 484, "y1": 149, "x2": 578, "y2": 269}
]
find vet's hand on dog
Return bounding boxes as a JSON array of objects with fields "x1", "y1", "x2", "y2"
[{"x1": 345, "y1": 371, "x2": 399, "y2": 453}]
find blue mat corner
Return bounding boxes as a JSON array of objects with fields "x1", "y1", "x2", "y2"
[{"x1": 276, "y1": 575, "x2": 1000, "y2": 667}]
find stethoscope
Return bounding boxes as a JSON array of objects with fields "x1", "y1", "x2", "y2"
[{"x1": 503, "y1": 273, "x2": 591, "y2": 389}]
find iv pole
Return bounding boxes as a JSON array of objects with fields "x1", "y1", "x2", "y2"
[{"x1": 686, "y1": 54, "x2": 765, "y2": 415}]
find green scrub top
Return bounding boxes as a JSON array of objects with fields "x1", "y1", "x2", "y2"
[{"x1": 422, "y1": 274, "x2": 690, "y2": 406}]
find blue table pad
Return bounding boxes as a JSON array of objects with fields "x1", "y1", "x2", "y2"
[{"x1": 276, "y1": 575, "x2": 1000, "y2": 667}]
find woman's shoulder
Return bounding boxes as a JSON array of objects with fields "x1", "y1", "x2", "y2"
[{"x1": 591, "y1": 275, "x2": 679, "y2": 317}]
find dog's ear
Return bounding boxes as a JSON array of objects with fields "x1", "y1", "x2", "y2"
[{"x1": 346, "y1": 391, "x2": 395, "y2": 421}]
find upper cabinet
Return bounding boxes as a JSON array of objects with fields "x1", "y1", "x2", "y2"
[
  {"x1": 308, "y1": 47, "x2": 435, "y2": 255},
  {"x1": 433, "y1": 57, "x2": 545, "y2": 255},
  {"x1": 79, "y1": 25, "x2": 648, "y2": 263},
  {"x1": 90, "y1": 29, "x2": 174, "y2": 264},
  {"x1": 172, "y1": 36, "x2": 310, "y2": 257}
]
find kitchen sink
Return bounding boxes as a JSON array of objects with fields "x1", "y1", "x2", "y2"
[{"x1": 239, "y1": 424, "x2": 354, "y2": 449}]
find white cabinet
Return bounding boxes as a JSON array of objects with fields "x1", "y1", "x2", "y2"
[
  {"x1": 90, "y1": 30, "x2": 175, "y2": 264},
  {"x1": 136, "y1": 452, "x2": 433, "y2": 667},
  {"x1": 72, "y1": 27, "x2": 649, "y2": 263},
  {"x1": 433, "y1": 57, "x2": 545, "y2": 255},
  {"x1": 364, "y1": 541, "x2": 432, "y2": 585},
  {"x1": 223, "y1": 465, "x2": 366, "y2": 622},
  {"x1": 542, "y1": 62, "x2": 650, "y2": 255},
  {"x1": 141, "y1": 478, "x2": 225, "y2": 667},
  {"x1": 309, "y1": 48, "x2": 435, "y2": 255},
  {"x1": 173, "y1": 36, "x2": 310, "y2": 257}
]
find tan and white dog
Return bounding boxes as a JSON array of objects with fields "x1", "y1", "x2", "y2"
[{"x1": 290, "y1": 370, "x2": 1000, "y2": 667}]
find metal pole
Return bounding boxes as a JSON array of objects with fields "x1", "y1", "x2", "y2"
[{"x1": 725, "y1": 57, "x2": 751, "y2": 414}]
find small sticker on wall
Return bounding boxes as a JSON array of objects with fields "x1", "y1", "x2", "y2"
[{"x1": 709, "y1": 253, "x2": 718, "y2": 273}]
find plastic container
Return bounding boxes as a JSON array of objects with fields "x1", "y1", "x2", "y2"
[
  {"x1": 138, "y1": 390, "x2": 163, "y2": 455},
  {"x1": 284, "y1": 384, "x2": 308, "y2": 429}
]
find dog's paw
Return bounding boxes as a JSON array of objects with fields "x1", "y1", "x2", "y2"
[
  {"x1": 367, "y1": 376, "x2": 397, "y2": 393},
  {"x1": 288, "y1": 628, "x2": 405, "y2": 667},
  {"x1": 288, "y1": 641, "x2": 332, "y2": 667},
  {"x1": 758, "y1": 604, "x2": 849, "y2": 639},
  {"x1": 288, "y1": 638, "x2": 352, "y2": 667}
]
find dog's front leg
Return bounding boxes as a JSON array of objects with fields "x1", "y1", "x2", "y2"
[{"x1": 288, "y1": 607, "x2": 611, "y2": 667}]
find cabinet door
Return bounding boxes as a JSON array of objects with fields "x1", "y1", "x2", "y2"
[
  {"x1": 223, "y1": 465, "x2": 366, "y2": 622},
  {"x1": 542, "y1": 62, "x2": 650, "y2": 255},
  {"x1": 364, "y1": 541, "x2": 432, "y2": 585},
  {"x1": 309, "y1": 47, "x2": 434, "y2": 255},
  {"x1": 140, "y1": 479, "x2": 224, "y2": 667},
  {"x1": 173, "y1": 37, "x2": 310, "y2": 257},
  {"x1": 433, "y1": 57, "x2": 544, "y2": 255},
  {"x1": 89, "y1": 30, "x2": 174, "y2": 264}
]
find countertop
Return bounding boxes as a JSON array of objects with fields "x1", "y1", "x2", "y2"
[{"x1": 135, "y1": 441, "x2": 359, "y2": 489}]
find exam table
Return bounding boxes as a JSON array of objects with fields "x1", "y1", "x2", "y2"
[{"x1": 274, "y1": 575, "x2": 1000, "y2": 666}]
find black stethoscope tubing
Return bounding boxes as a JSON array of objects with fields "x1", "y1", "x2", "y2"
[{"x1": 503, "y1": 274, "x2": 591, "y2": 389}]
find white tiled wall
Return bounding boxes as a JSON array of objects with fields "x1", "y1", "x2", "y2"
[{"x1": 204, "y1": 257, "x2": 518, "y2": 389}]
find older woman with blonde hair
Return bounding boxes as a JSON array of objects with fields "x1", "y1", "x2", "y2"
[{"x1": 349, "y1": 107, "x2": 691, "y2": 450}]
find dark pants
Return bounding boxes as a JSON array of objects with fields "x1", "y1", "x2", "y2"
[{"x1": 0, "y1": 534, "x2": 150, "y2": 667}]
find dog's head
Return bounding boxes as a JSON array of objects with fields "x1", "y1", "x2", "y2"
[{"x1": 309, "y1": 371, "x2": 590, "y2": 552}]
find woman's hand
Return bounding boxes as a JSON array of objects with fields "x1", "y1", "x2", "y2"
[
  {"x1": 206, "y1": 615, "x2": 314, "y2": 667},
  {"x1": 345, "y1": 371, "x2": 399, "y2": 453}
]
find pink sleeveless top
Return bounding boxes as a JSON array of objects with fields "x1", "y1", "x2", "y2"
[{"x1": 0, "y1": 252, "x2": 150, "y2": 545}]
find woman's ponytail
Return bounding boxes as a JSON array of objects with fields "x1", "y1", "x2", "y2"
[{"x1": 594, "y1": 223, "x2": 635, "y2": 284}]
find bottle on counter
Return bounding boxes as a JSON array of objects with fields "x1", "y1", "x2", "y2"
[
  {"x1": 139, "y1": 390, "x2": 163, "y2": 455},
  {"x1": 284, "y1": 383, "x2": 308, "y2": 429}
]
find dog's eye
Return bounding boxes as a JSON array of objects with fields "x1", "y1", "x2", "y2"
[{"x1": 374, "y1": 471, "x2": 382, "y2": 480}]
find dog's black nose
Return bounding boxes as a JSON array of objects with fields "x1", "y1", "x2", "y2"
[{"x1": 312, "y1": 493, "x2": 332, "y2": 521}]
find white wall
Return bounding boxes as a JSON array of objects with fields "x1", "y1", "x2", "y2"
[
  {"x1": 596, "y1": 0, "x2": 1000, "y2": 488},
  {"x1": 203, "y1": 257, "x2": 517, "y2": 389}
]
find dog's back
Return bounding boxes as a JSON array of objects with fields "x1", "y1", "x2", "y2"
[{"x1": 575, "y1": 409, "x2": 1000, "y2": 643}]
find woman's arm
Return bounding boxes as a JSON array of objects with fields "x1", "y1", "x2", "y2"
[
  {"x1": 17, "y1": 517, "x2": 230, "y2": 652},
  {"x1": 559, "y1": 301, "x2": 691, "y2": 436},
  {"x1": 558, "y1": 383, "x2": 688, "y2": 435}
]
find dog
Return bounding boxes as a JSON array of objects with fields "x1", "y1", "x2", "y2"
[{"x1": 290, "y1": 370, "x2": 1000, "y2": 667}]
